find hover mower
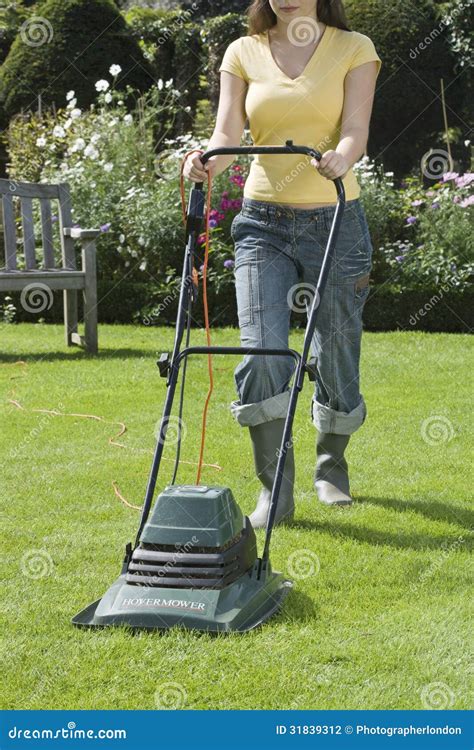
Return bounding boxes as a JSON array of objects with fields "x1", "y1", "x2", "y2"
[{"x1": 72, "y1": 142, "x2": 345, "y2": 633}]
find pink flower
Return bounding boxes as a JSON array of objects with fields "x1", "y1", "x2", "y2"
[
  {"x1": 460, "y1": 195, "x2": 474, "y2": 208},
  {"x1": 455, "y1": 173, "x2": 474, "y2": 189},
  {"x1": 441, "y1": 172, "x2": 459, "y2": 182}
]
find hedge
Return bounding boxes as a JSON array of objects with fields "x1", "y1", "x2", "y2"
[{"x1": 3, "y1": 284, "x2": 472, "y2": 333}]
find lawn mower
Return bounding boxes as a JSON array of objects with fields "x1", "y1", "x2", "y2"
[{"x1": 72, "y1": 142, "x2": 346, "y2": 633}]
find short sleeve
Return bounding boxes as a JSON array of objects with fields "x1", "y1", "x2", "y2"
[
  {"x1": 218, "y1": 38, "x2": 248, "y2": 83},
  {"x1": 348, "y1": 34, "x2": 382, "y2": 79}
]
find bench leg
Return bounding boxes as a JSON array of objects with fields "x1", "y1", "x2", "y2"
[
  {"x1": 63, "y1": 289, "x2": 78, "y2": 346},
  {"x1": 82, "y1": 241, "x2": 98, "y2": 355}
]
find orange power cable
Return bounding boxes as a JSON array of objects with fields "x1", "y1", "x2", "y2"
[{"x1": 180, "y1": 149, "x2": 214, "y2": 485}]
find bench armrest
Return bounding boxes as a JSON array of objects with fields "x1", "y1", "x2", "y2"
[{"x1": 63, "y1": 227, "x2": 102, "y2": 240}]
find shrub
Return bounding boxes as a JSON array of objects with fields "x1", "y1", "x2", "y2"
[
  {"x1": 5, "y1": 76, "x2": 192, "y2": 281},
  {"x1": 0, "y1": 0, "x2": 154, "y2": 121},
  {"x1": 125, "y1": 6, "x2": 203, "y2": 139}
]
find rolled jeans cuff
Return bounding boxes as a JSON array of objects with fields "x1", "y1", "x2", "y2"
[
  {"x1": 311, "y1": 396, "x2": 367, "y2": 435},
  {"x1": 230, "y1": 390, "x2": 290, "y2": 427}
]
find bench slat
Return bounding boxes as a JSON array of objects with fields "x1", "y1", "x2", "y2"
[
  {"x1": 40, "y1": 198, "x2": 55, "y2": 268},
  {"x1": 0, "y1": 179, "x2": 60, "y2": 199},
  {"x1": 58, "y1": 183, "x2": 76, "y2": 270},
  {"x1": 21, "y1": 197, "x2": 36, "y2": 269},
  {"x1": 2, "y1": 194, "x2": 17, "y2": 270}
]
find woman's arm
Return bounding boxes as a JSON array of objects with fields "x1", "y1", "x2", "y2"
[
  {"x1": 183, "y1": 71, "x2": 248, "y2": 182},
  {"x1": 311, "y1": 60, "x2": 379, "y2": 181}
]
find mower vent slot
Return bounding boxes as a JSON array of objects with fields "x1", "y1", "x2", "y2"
[{"x1": 125, "y1": 520, "x2": 256, "y2": 589}]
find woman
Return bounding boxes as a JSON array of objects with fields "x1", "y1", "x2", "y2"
[{"x1": 184, "y1": 1, "x2": 382, "y2": 527}]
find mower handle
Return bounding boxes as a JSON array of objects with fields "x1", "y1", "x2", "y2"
[{"x1": 195, "y1": 140, "x2": 345, "y2": 200}]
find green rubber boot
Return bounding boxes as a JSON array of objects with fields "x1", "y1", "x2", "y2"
[
  {"x1": 248, "y1": 419, "x2": 295, "y2": 529},
  {"x1": 314, "y1": 432, "x2": 353, "y2": 506}
]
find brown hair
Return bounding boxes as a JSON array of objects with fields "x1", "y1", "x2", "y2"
[{"x1": 247, "y1": 1, "x2": 350, "y2": 34}]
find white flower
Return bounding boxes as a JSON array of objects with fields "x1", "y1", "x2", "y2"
[
  {"x1": 184, "y1": 106, "x2": 191, "y2": 113},
  {"x1": 165, "y1": 79, "x2": 173, "y2": 88},
  {"x1": 70, "y1": 108, "x2": 81, "y2": 120},
  {"x1": 84, "y1": 144, "x2": 99, "y2": 159},
  {"x1": 95, "y1": 79, "x2": 109, "y2": 92},
  {"x1": 104, "y1": 92, "x2": 112, "y2": 104},
  {"x1": 36, "y1": 136, "x2": 47, "y2": 147},
  {"x1": 119, "y1": 234, "x2": 125, "y2": 244},
  {"x1": 103, "y1": 162, "x2": 114, "y2": 172},
  {"x1": 66, "y1": 90, "x2": 75, "y2": 101},
  {"x1": 72, "y1": 138, "x2": 86, "y2": 152},
  {"x1": 52, "y1": 125, "x2": 66, "y2": 138},
  {"x1": 123, "y1": 114, "x2": 133, "y2": 125},
  {"x1": 64, "y1": 118, "x2": 73, "y2": 129},
  {"x1": 172, "y1": 89, "x2": 181, "y2": 97},
  {"x1": 157, "y1": 78, "x2": 164, "y2": 90},
  {"x1": 109, "y1": 64, "x2": 122, "y2": 77},
  {"x1": 139, "y1": 260, "x2": 147, "y2": 271},
  {"x1": 90, "y1": 133, "x2": 101, "y2": 144},
  {"x1": 138, "y1": 236, "x2": 145, "y2": 247},
  {"x1": 67, "y1": 97, "x2": 77, "y2": 109},
  {"x1": 118, "y1": 100, "x2": 124, "y2": 106}
]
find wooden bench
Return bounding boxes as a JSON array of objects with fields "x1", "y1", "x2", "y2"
[{"x1": 0, "y1": 178, "x2": 99, "y2": 354}]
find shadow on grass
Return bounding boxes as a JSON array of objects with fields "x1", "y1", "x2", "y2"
[
  {"x1": 0, "y1": 348, "x2": 159, "y2": 363},
  {"x1": 293, "y1": 496, "x2": 473, "y2": 551},
  {"x1": 357, "y1": 496, "x2": 474, "y2": 531}
]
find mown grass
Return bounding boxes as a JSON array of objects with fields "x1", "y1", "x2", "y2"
[{"x1": 0, "y1": 324, "x2": 471, "y2": 710}]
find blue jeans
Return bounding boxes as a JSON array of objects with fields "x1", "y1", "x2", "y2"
[{"x1": 229, "y1": 196, "x2": 373, "y2": 435}]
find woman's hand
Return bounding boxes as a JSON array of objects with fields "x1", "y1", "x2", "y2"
[
  {"x1": 310, "y1": 150, "x2": 349, "y2": 180},
  {"x1": 183, "y1": 153, "x2": 218, "y2": 182}
]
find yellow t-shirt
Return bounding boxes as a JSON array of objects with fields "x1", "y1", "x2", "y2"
[{"x1": 218, "y1": 25, "x2": 382, "y2": 203}]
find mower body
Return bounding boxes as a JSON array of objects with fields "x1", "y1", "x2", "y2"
[{"x1": 73, "y1": 485, "x2": 291, "y2": 633}]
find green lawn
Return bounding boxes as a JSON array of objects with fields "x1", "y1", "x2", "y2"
[{"x1": 0, "y1": 324, "x2": 472, "y2": 710}]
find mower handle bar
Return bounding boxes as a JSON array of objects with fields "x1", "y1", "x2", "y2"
[
  {"x1": 194, "y1": 140, "x2": 344, "y2": 198},
  {"x1": 135, "y1": 141, "x2": 346, "y2": 566}
]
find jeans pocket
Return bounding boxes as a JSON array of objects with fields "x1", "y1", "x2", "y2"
[
  {"x1": 230, "y1": 211, "x2": 242, "y2": 242},
  {"x1": 353, "y1": 274, "x2": 370, "y2": 315}
]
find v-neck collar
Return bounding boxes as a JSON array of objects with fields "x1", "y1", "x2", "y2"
[{"x1": 263, "y1": 23, "x2": 333, "y2": 82}]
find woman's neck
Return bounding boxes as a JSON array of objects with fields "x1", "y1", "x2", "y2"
[{"x1": 269, "y1": 14, "x2": 322, "y2": 41}]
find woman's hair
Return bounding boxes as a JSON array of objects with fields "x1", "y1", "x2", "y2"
[{"x1": 247, "y1": 1, "x2": 351, "y2": 34}]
